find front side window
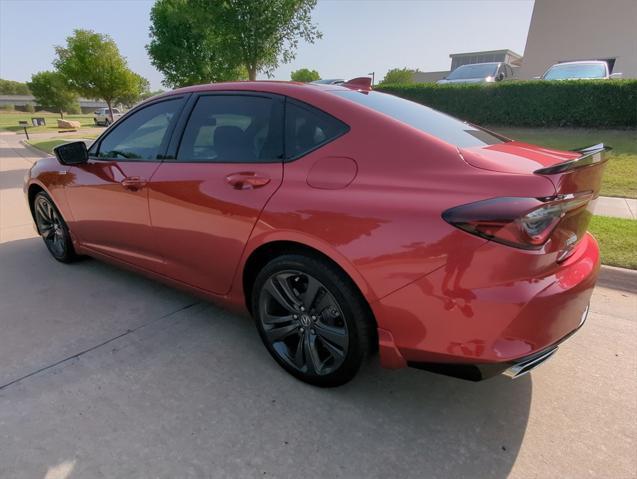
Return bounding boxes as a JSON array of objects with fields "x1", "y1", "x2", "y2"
[
  {"x1": 285, "y1": 100, "x2": 348, "y2": 159},
  {"x1": 543, "y1": 63, "x2": 606, "y2": 80},
  {"x1": 177, "y1": 95, "x2": 282, "y2": 163},
  {"x1": 96, "y1": 99, "x2": 181, "y2": 160}
]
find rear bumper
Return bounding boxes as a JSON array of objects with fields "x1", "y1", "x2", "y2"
[
  {"x1": 407, "y1": 305, "x2": 588, "y2": 381},
  {"x1": 372, "y1": 233, "x2": 600, "y2": 378}
]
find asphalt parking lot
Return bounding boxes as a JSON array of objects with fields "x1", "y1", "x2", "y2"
[{"x1": 1, "y1": 133, "x2": 636, "y2": 478}]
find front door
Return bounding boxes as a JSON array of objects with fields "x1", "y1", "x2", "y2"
[
  {"x1": 65, "y1": 97, "x2": 186, "y2": 270},
  {"x1": 148, "y1": 93, "x2": 284, "y2": 294}
]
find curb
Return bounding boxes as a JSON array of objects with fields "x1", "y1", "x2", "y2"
[
  {"x1": 19, "y1": 140, "x2": 51, "y2": 159},
  {"x1": 598, "y1": 265, "x2": 637, "y2": 294}
]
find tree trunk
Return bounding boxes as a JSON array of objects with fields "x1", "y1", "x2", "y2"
[
  {"x1": 248, "y1": 66, "x2": 257, "y2": 81},
  {"x1": 60, "y1": 110, "x2": 64, "y2": 119},
  {"x1": 106, "y1": 99, "x2": 114, "y2": 122}
]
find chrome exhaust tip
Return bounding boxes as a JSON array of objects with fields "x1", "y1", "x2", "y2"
[{"x1": 502, "y1": 347, "x2": 558, "y2": 379}]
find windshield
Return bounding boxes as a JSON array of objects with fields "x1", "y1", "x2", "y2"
[
  {"x1": 543, "y1": 63, "x2": 606, "y2": 80},
  {"x1": 334, "y1": 90, "x2": 505, "y2": 148},
  {"x1": 446, "y1": 63, "x2": 498, "y2": 80}
]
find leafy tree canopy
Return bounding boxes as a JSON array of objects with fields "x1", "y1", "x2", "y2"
[
  {"x1": 147, "y1": 0, "x2": 321, "y2": 85},
  {"x1": 0, "y1": 79, "x2": 31, "y2": 95},
  {"x1": 291, "y1": 68, "x2": 320, "y2": 82},
  {"x1": 27, "y1": 71, "x2": 78, "y2": 118},
  {"x1": 380, "y1": 68, "x2": 415, "y2": 85},
  {"x1": 54, "y1": 29, "x2": 148, "y2": 118}
]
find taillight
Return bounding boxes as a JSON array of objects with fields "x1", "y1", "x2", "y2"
[{"x1": 442, "y1": 193, "x2": 593, "y2": 252}]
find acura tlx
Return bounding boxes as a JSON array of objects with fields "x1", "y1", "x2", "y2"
[{"x1": 25, "y1": 78, "x2": 605, "y2": 386}]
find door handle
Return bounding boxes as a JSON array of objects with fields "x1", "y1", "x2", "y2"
[
  {"x1": 225, "y1": 172, "x2": 271, "y2": 190},
  {"x1": 121, "y1": 176, "x2": 147, "y2": 191}
]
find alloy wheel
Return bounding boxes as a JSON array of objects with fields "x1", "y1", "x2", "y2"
[
  {"x1": 258, "y1": 270, "x2": 349, "y2": 376},
  {"x1": 34, "y1": 195, "x2": 67, "y2": 258}
]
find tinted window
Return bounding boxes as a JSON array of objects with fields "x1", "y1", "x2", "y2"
[
  {"x1": 97, "y1": 99, "x2": 180, "y2": 160},
  {"x1": 285, "y1": 100, "x2": 348, "y2": 159},
  {"x1": 177, "y1": 95, "x2": 282, "y2": 163},
  {"x1": 334, "y1": 90, "x2": 505, "y2": 148},
  {"x1": 543, "y1": 63, "x2": 606, "y2": 80},
  {"x1": 447, "y1": 63, "x2": 499, "y2": 80}
]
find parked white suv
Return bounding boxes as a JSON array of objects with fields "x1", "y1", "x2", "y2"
[
  {"x1": 540, "y1": 61, "x2": 622, "y2": 80},
  {"x1": 93, "y1": 108, "x2": 123, "y2": 126}
]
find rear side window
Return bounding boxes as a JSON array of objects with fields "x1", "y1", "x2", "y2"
[
  {"x1": 96, "y1": 99, "x2": 181, "y2": 160},
  {"x1": 334, "y1": 90, "x2": 505, "y2": 148},
  {"x1": 177, "y1": 95, "x2": 283, "y2": 163},
  {"x1": 285, "y1": 100, "x2": 348, "y2": 160}
]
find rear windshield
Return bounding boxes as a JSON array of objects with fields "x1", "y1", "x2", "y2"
[
  {"x1": 333, "y1": 90, "x2": 505, "y2": 148},
  {"x1": 446, "y1": 63, "x2": 499, "y2": 80}
]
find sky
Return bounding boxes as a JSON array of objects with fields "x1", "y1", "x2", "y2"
[{"x1": 0, "y1": 0, "x2": 534, "y2": 90}]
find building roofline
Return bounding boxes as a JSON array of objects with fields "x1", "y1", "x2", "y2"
[{"x1": 449, "y1": 49, "x2": 523, "y2": 59}]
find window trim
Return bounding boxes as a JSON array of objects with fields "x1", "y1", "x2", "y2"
[
  {"x1": 89, "y1": 95, "x2": 189, "y2": 163},
  {"x1": 283, "y1": 97, "x2": 350, "y2": 163},
  {"x1": 167, "y1": 91, "x2": 285, "y2": 164}
]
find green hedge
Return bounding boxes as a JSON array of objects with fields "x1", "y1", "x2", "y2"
[{"x1": 376, "y1": 80, "x2": 637, "y2": 128}]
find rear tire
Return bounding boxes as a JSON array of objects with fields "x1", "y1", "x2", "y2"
[
  {"x1": 252, "y1": 253, "x2": 374, "y2": 387},
  {"x1": 32, "y1": 192, "x2": 78, "y2": 263}
]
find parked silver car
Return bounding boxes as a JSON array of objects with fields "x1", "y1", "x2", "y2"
[
  {"x1": 539, "y1": 60, "x2": 622, "y2": 80},
  {"x1": 93, "y1": 108, "x2": 123, "y2": 126},
  {"x1": 437, "y1": 62, "x2": 514, "y2": 84}
]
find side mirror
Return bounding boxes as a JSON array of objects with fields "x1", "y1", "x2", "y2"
[
  {"x1": 609, "y1": 72, "x2": 623, "y2": 79},
  {"x1": 53, "y1": 141, "x2": 88, "y2": 166}
]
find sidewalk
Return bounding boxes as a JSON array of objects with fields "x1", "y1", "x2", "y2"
[
  {"x1": 2, "y1": 131, "x2": 635, "y2": 220},
  {"x1": 594, "y1": 196, "x2": 636, "y2": 220}
]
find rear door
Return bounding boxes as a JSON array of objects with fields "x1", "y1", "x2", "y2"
[
  {"x1": 66, "y1": 96, "x2": 186, "y2": 270},
  {"x1": 148, "y1": 92, "x2": 284, "y2": 294}
]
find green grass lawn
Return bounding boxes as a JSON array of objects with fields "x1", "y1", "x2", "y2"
[
  {"x1": 0, "y1": 111, "x2": 97, "y2": 133},
  {"x1": 26, "y1": 139, "x2": 68, "y2": 154},
  {"x1": 589, "y1": 216, "x2": 637, "y2": 270},
  {"x1": 491, "y1": 127, "x2": 637, "y2": 199}
]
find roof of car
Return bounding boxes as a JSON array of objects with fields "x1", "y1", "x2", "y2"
[
  {"x1": 147, "y1": 81, "x2": 353, "y2": 106},
  {"x1": 549, "y1": 60, "x2": 608, "y2": 66}
]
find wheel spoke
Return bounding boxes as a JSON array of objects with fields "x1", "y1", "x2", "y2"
[
  {"x1": 264, "y1": 323, "x2": 299, "y2": 343},
  {"x1": 303, "y1": 333, "x2": 322, "y2": 374},
  {"x1": 317, "y1": 335, "x2": 345, "y2": 360},
  {"x1": 303, "y1": 276, "x2": 322, "y2": 310},
  {"x1": 264, "y1": 275, "x2": 301, "y2": 312},
  {"x1": 292, "y1": 335, "x2": 305, "y2": 369},
  {"x1": 262, "y1": 313, "x2": 295, "y2": 325},
  {"x1": 314, "y1": 321, "x2": 347, "y2": 349},
  {"x1": 36, "y1": 200, "x2": 50, "y2": 222}
]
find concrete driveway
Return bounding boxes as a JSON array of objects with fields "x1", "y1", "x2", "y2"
[{"x1": 1, "y1": 132, "x2": 636, "y2": 479}]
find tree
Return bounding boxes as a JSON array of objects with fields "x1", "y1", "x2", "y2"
[
  {"x1": 291, "y1": 68, "x2": 320, "y2": 82},
  {"x1": 147, "y1": 0, "x2": 321, "y2": 84},
  {"x1": 147, "y1": 0, "x2": 245, "y2": 87},
  {"x1": 27, "y1": 71, "x2": 78, "y2": 118},
  {"x1": 54, "y1": 29, "x2": 147, "y2": 121},
  {"x1": 116, "y1": 73, "x2": 151, "y2": 108},
  {"x1": 380, "y1": 68, "x2": 415, "y2": 85},
  {"x1": 0, "y1": 79, "x2": 30, "y2": 95}
]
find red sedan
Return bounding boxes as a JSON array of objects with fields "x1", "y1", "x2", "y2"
[{"x1": 24, "y1": 81, "x2": 605, "y2": 386}]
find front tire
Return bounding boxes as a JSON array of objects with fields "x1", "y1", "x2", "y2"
[
  {"x1": 33, "y1": 192, "x2": 78, "y2": 263},
  {"x1": 252, "y1": 254, "x2": 374, "y2": 387}
]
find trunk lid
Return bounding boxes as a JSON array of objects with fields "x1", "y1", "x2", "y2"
[{"x1": 458, "y1": 141, "x2": 610, "y2": 262}]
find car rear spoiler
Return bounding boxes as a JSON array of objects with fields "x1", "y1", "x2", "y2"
[
  {"x1": 342, "y1": 77, "x2": 372, "y2": 91},
  {"x1": 534, "y1": 143, "x2": 612, "y2": 175}
]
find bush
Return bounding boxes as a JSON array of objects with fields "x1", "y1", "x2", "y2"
[
  {"x1": 67, "y1": 103, "x2": 81, "y2": 114},
  {"x1": 375, "y1": 80, "x2": 637, "y2": 128},
  {"x1": 0, "y1": 103, "x2": 15, "y2": 111},
  {"x1": 24, "y1": 103, "x2": 35, "y2": 113}
]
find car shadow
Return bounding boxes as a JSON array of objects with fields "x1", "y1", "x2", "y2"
[{"x1": 0, "y1": 237, "x2": 531, "y2": 478}]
